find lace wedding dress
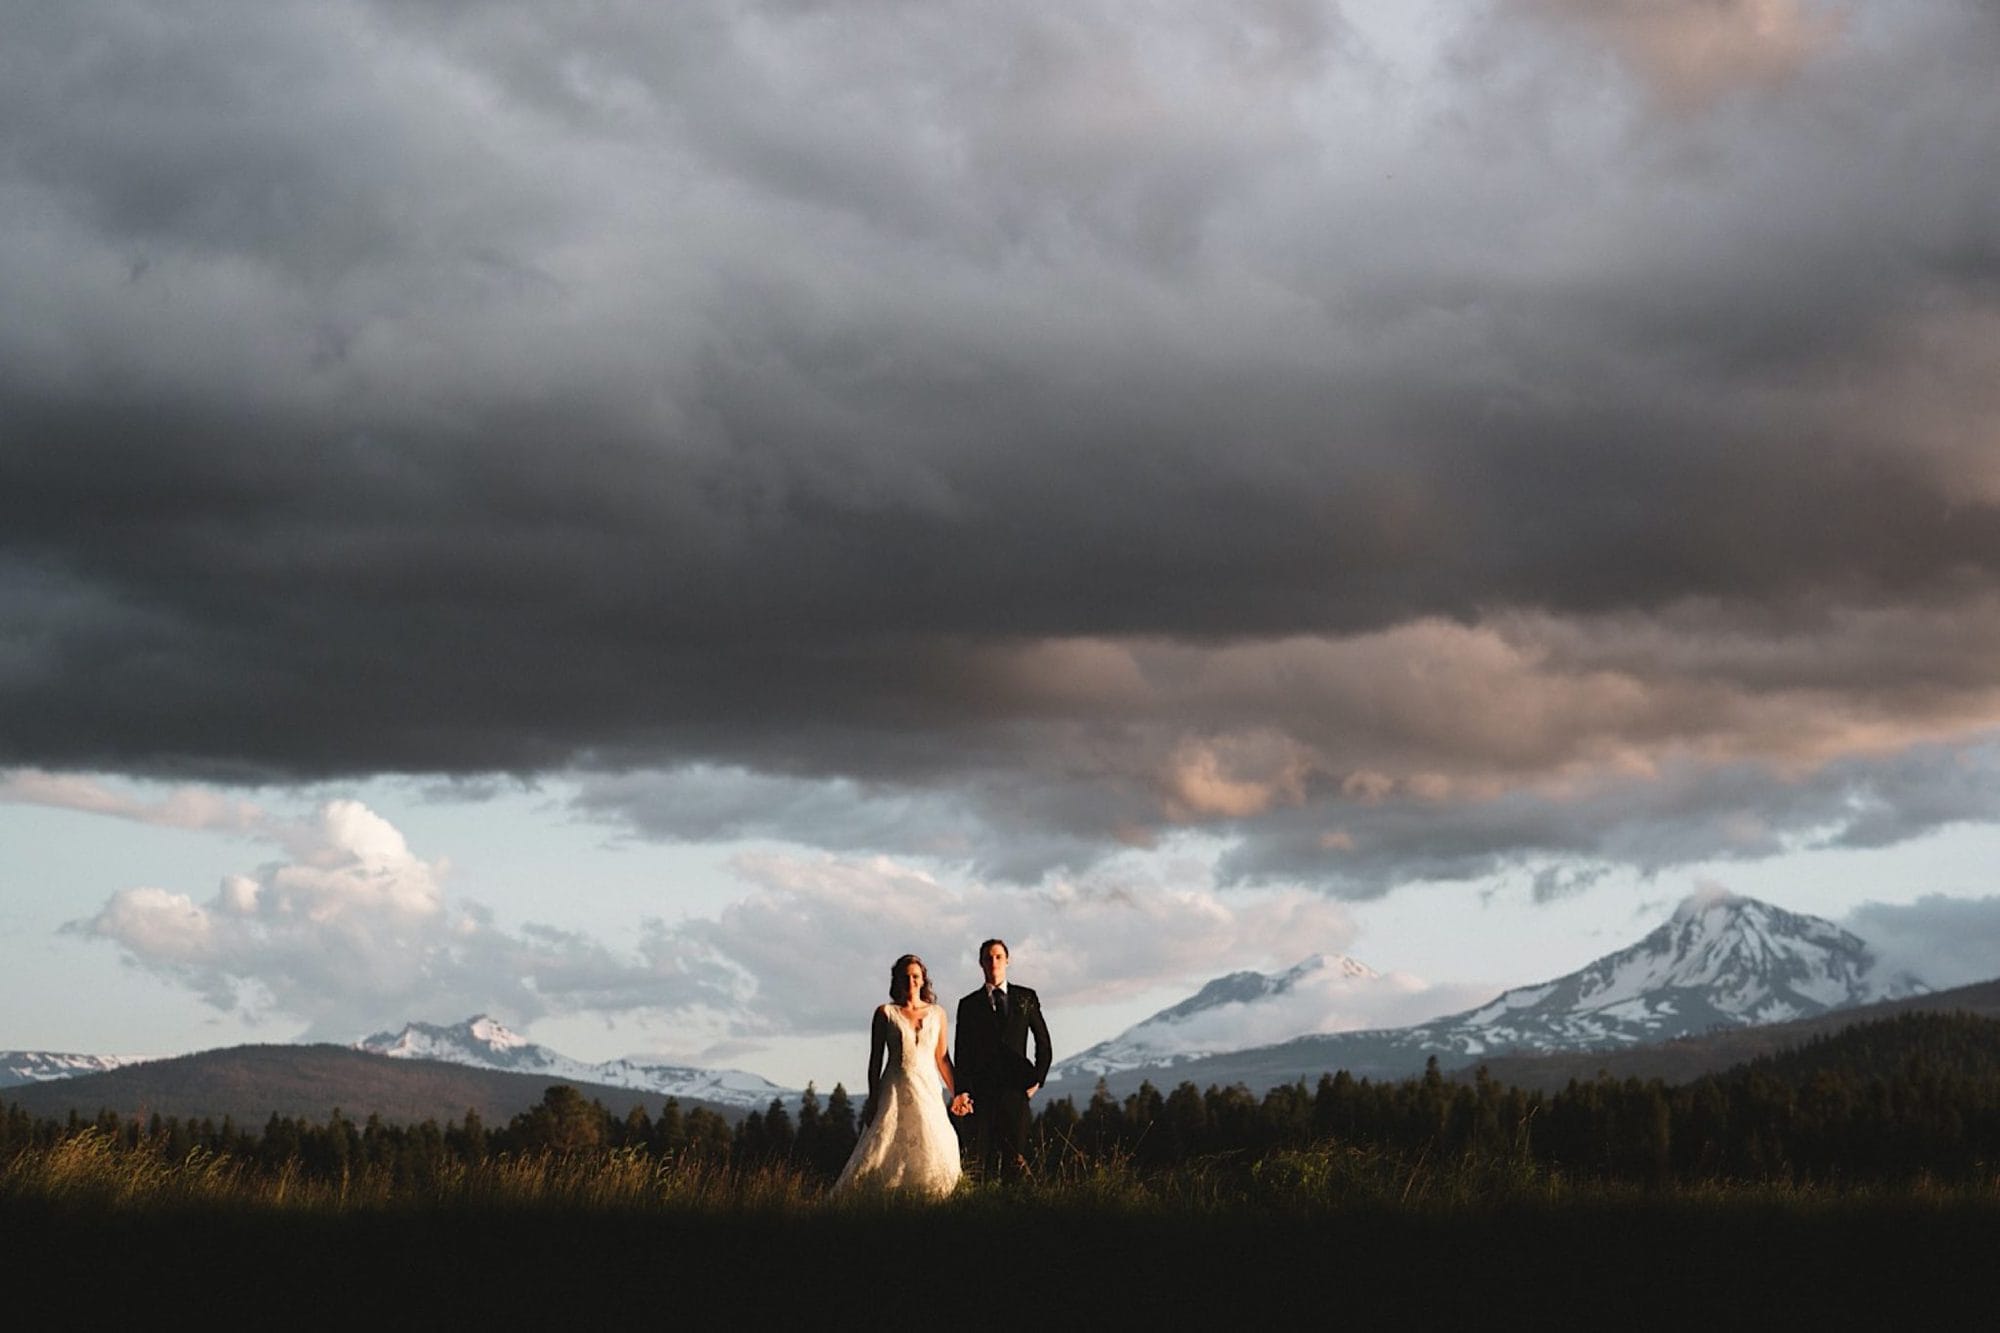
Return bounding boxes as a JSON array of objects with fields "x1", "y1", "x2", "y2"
[{"x1": 833, "y1": 1003, "x2": 963, "y2": 1198}]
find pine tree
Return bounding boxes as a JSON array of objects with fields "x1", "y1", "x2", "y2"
[
  {"x1": 762, "y1": 1096, "x2": 795, "y2": 1161},
  {"x1": 820, "y1": 1083, "x2": 858, "y2": 1175},
  {"x1": 622, "y1": 1104, "x2": 653, "y2": 1149},
  {"x1": 684, "y1": 1106, "x2": 731, "y2": 1159},
  {"x1": 734, "y1": 1109, "x2": 767, "y2": 1166},
  {"x1": 514, "y1": 1085, "x2": 608, "y2": 1153},
  {"x1": 795, "y1": 1083, "x2": 823, "y2": 1173},
  {"x1": 456, "y1": 1107, "x2": 488, "y2": 1164},
  {"x1": 655, "y1": 1098, "x2": 685, "y2": 1155}
]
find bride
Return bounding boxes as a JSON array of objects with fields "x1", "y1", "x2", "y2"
[{"x1": 833, "y1": 954, "x2": 969, "y2": 1197}]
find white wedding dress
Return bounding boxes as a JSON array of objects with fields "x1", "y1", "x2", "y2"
[{"x1": 833, "y1": 1003, "x2": 963, "y2": 1198}]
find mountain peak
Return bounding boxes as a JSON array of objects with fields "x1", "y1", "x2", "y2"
[
  {"x1": 1054, "y1": 891, "x2": 1933, "y2": 1091},
  {"x1": 462, "y1": 1015, "x2": 529, "y2": 1050},
  {"x1": 1672, "y1": 884, "x2": 1741, "y2": 923},
  {"x1": 1446, "y1": 891, "x2": 1925, "y2": 1051}
]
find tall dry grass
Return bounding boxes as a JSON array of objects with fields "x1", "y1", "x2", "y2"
[
  {"x1": 0, "y1": 1132, "x2": 815, "y2": 1217},
  {"x1": 8, "y1": 1130, "x2": 2000, "y2": 1220}
]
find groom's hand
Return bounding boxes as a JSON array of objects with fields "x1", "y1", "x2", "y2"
[
  {"x1": 1025, "y1": 1083, "x2": 1040, "y2": 1099},
  {"x1": 950, "y1": 1092, "x2": 973, "y2": 1116}
]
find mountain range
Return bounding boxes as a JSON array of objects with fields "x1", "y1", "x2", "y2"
[
  {"x1": 1051, "y1": 889, "x2": 1929, "y2": 1097},
  {"x1": 0, "y1": 1049, "x2": 147, "y2": 1090},
  {"x1": 1456, "y1": 975, "x2": 2000, "y2": 1092},
  {"x1": 4, "y1": 890, "x2": 1942, "y2": 1116},
  {"x1": 355, "y1": 1016, "x2": 794, "y2": 1110}
]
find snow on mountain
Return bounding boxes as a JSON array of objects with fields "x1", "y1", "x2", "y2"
[
  {"x1": 0, "y1": 1050, "x2": 151, "y2": 1090},
  {"x1": 1050, "y1": 952, "x2": 1465, "y2": 1084},
  {"x1": 1408, "y1": 889, "x2": 1929, "y2": 1059},
  {"x1": 1056, "y1": 890, "x2": 1930, "y2": 1091},
  {"x1": 356, "y1": 1016, "x2": 794, "y2": 1109}
]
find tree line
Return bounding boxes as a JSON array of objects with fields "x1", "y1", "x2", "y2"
[
  {"x1": 8, "y1": 1010, "x2": 2000, "y2": 1189},
  {"x1": 1042, "y1": 1010, "x2": 2000, "y2": 1185}
]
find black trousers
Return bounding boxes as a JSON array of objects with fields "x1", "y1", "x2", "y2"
[{"x1": 970, "y1": 1086, "x2": 1031, "y2": 1178}]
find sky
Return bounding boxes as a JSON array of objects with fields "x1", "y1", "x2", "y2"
[{"x1": 4, "y1": 0, "x2": 2000, "y2": 1090}]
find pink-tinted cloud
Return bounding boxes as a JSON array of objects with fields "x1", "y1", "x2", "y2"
[
  {"x1": 1521, "y1": 0, "x2": 1844, "y2": 109},
  {"x1": 0, "y1": 770, "x2": 267, "y2": 832}
]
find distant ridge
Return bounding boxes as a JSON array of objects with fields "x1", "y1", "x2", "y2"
[
  {"x1": 357, "y1": 1015, "x2": 793, "y2": 1110},
  {"x1": 0, "y1": 1044, "x2": 760, "y2": 1126},
  {"x1": 3, "y1": 1015, "x2": 794, "y2": 1112}
]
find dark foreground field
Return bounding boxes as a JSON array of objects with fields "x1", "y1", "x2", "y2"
[
  {"x1": 15, "y1": 1005, "x2": 2000, "y2": 1326},
  {"x1": 7, "y1": 1192, "x2": 1994, "y2": 1325}
]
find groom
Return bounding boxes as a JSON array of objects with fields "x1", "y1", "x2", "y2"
[{"x1": 952, "y1": 937, "x2": 1052, "y2": 1181}]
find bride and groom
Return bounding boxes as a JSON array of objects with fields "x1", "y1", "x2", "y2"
[{"x1": 833, "y1": 938, "x2": 1053, "y2": 1196}]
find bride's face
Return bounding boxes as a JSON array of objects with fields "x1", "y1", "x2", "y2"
[{"x1": 901, "y1": 961, "x2": 925, "y2": 1000}]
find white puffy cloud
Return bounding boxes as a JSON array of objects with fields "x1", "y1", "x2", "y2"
[
  {"x1": 636, "y1": 848, "x2": 1369, "y2": 1038},
  {"x1": 70, "y1": 799, "x2": 638, "y2": 1037},
  {"x1": 1127, "y1": 966, "x2": 1499, "y2": 1058},
  {"x1": 69, "y1": 799, "x2": 1411, "y2": 1055}
]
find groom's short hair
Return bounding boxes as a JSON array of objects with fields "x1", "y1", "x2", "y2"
[{"x1": 978, "y1": 937, "x2": 1008, "y2": 960}]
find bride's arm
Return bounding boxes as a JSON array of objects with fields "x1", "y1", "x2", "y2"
[
  {"x1": 861, "y1": 1006, "x2": 889, "y2": 1125},
  {"x1": 934, "y1": 1005, "x2": 957, "y2": 1098}
]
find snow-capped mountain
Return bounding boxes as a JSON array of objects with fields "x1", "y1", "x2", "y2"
[
  {"x1": 1393, "y1": 889, "x2": 1928, "y2": 1061},
  {"x1": 1065, "y1": 890, "x2": 1930, "y2": 1095},
  {"x1": 0, "y1": 1050, "x2": 151, "y2": 1090},
  {"x1": 1051, "y1": 953, "x2": 1401, "y2": 1084},
  {"x1": 356, "y1": 1016, "x2": 794, "y2": 1110}
]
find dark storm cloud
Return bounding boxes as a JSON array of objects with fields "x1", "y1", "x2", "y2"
[
  {"x1": 6, "y1": 1, "x2": 2000, "y2": 886},
  {"x1": 1218, "y1": 734, "x2": 2000, "y2": 896}
]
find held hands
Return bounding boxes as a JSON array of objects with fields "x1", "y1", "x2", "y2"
[{"x1": 949, "y1": 1092, "x2": 974, "y2": 1117}]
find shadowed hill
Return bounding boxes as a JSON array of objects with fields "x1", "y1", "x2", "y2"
[{"x1": 0, "y1": 1044, "x2": 752, "y2": 1126}]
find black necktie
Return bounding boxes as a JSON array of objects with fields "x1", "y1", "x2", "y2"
[{"x1": 992, "y1": 988, "x2": 1006, "y2": 1020}]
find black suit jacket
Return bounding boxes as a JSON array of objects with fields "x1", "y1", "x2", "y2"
[{"x1": 955, "y1": 984, "x2": 1052, "y2": 1099}]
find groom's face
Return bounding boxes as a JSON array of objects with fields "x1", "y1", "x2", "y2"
[{"x1": 980, "y1": 942, "x2": 1008, "y2": 988}]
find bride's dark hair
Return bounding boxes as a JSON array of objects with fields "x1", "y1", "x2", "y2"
[{"x1": 889, "y1": 954, "x2": 936, "y2": 1005}]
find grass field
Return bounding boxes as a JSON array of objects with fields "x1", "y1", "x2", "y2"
[{"x1": 5, "y1": 1133, "x2": 1996, "y2": 1324}]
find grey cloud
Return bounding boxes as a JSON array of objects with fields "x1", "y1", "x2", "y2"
[
  {"x1": 1846, "y1": 895, "x2": 2000, "y2": 990},
  {"x1": 7, "y1": 2, "x2": 2000, "y2": 889},
  {"x1": 1219, "y1": 735, "x2": 2000, "y2": 895},
  {"x1": 571, "y1": 765, "x2": 1126, "y2": 881}
]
